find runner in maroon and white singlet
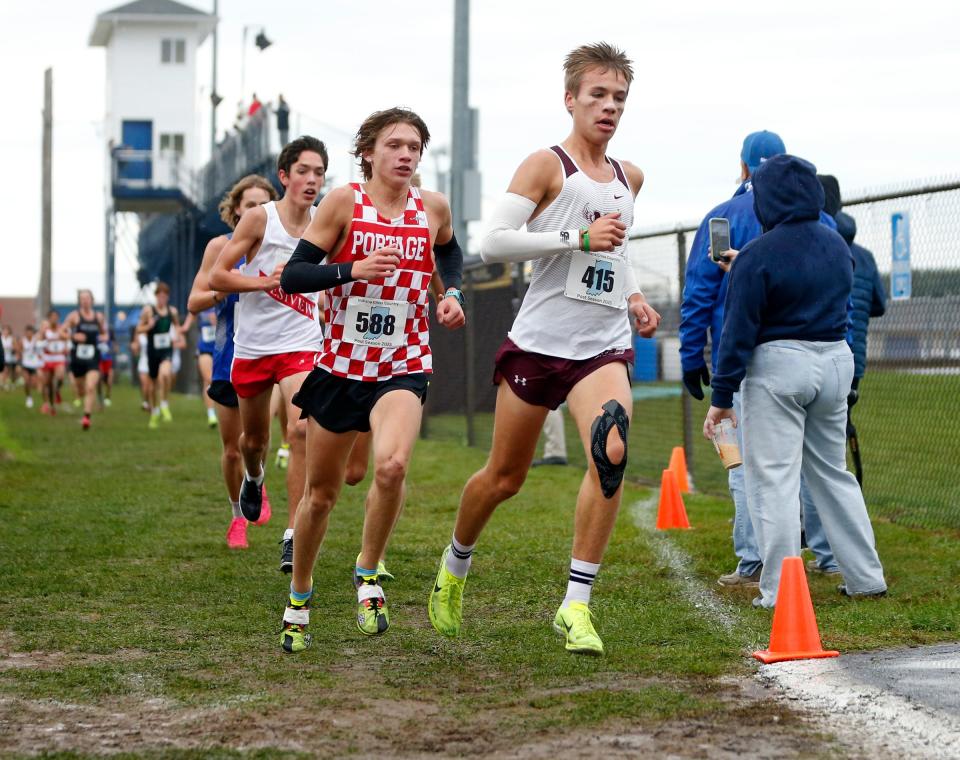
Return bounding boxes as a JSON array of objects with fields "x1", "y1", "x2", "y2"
[
  {"x1": 209, "y1": 137, "x2": 327, "y2": 572},
  {"x1": 275, "y1": 108, "x2": 465, "y2": 651}
]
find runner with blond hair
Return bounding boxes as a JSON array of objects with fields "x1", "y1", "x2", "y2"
[{"x1": 429, "y1": 43, "x2": 661, "y2": 656}]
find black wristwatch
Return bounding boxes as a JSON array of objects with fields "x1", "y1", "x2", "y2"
[{"x1": 443, "y1": 288, "x2": 465, "y2": 307}]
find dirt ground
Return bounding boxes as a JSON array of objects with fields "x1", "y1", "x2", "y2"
[{"x1": 0, "y1": 646, "x2": 847, "y2": 758}]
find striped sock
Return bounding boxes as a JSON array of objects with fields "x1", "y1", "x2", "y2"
[
  {"x1": 289, "y1": 583, "x2": 312, "y2": 607},
  {"x1": 445, "y1": 535, "x2": 475, "y2": 578},
  {"x1": 563, "y1": 558, "x2": 600, "y2": 607}
]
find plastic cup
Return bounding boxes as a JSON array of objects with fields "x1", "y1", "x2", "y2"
[{"x1": 712, "y1": 418, "x2": 742, "y2": 470}]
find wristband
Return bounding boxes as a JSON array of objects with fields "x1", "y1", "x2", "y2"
[
  {"x1": 582, "y1": 229, "x2": 590, "y2": 253},
  {"x1": 444, "y1": 288, "x2": 465, "y2": 307}
]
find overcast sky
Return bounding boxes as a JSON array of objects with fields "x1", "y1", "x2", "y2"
[{"x1": 3, "y1": 0, "x2": 959, "y2": 303}]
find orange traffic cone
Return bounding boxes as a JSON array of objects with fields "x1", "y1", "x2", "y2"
[
  {"x1": 753, "y1": 556, "x2": 840, "y2": 664},
  {"x1": 655, "y1": 469, "x2": 690, "y2": 530},
  {"x1": 668, "y1": 446, "x2": 690, "y2": 493}
]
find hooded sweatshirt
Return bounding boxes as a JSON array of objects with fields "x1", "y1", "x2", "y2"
[
  {"x1": 710, "y1": 155, "x2": 853, "y2": 409},
  {"x1": 836, "y1": 211, "x2": 886, "y2": 380}
]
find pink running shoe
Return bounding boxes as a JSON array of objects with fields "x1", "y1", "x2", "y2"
[
  {"x1": 253, "y1": 484, "x2": 272, "y2": 526},
  {"x1": 226, "y1": 517, "x2": 249, "y2": 549}
]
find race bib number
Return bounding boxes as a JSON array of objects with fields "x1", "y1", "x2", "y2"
[
  {"x1": 342, "y1": 297, "x2": 406, "y2": 348},
  {"x1": 564, "y1": 251, "x2": 625, "y2": 308},
  {"x1": 76, "y1": 344, "x2": 95, "y2": 360},
  {"x1": 153, "y1": 333, "x2": 172, "y2": 350},
  {"x1": 201, "y1": 325, "x2": 217, "y2": 343}
]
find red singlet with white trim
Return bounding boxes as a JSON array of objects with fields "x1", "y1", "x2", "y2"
[{"x1": 316, "y1": 183, "x2": 433, "y2": 381}]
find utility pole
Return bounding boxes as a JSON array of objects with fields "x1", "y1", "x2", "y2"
[
  {"x1": 210, "y1": 0, "x2": 219, "y2": 156},
  {"x1": 450, "y1": 0, "x2": 470, "y2": 247},
  {"x1": 40, "y1": 68, "x2": 52, "y2": 318}
]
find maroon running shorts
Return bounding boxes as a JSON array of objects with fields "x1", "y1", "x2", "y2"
[{"x1": 492, "y1": 337, "x2": 633, "y2": 410}]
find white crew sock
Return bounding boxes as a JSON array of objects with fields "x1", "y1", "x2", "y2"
[
  {"x1": 563, "y1": 558, "x2": 600, "y2": 607},
  {"x1": 246, "y1": 466, "x2": 264, "y2": 486},
  {"x1": 445, "y1": 535, "x2": 476, "y2": 579},
  {"x1": 230, "y1": 500, "x2": 242, "y2": 518},
  {"x1": 160, "y1": 400, "x2": 169, "y2": 410}
]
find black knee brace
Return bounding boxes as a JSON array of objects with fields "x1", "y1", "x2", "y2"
[{"x1": 590, "y1": 399, "x2": 629, "y2": 499}]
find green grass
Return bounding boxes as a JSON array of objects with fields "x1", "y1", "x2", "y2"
[{"x1": 1, "y1": 384, "x2": 956, "y2": 756}]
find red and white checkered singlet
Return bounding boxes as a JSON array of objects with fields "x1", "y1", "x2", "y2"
[{"x1": 315, "y1": 183, "x2": 433, "y2": 381}]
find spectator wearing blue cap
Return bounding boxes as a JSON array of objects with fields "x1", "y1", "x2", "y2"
[
  {"x1": 704, "y1": 154, "x2": 887, "y2": 609},
  {"x1": 679, "y1": 131, "x2": 836, "y2": 588}
]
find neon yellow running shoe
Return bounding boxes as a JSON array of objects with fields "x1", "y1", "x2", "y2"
[
  {"x1": 553, "y1": 602, "x2": 604, "y2": 656},
  {"x1": 429, "y1": 546, "x2": 466, "y2": 638},
  {"x1": 356, "y1": 553, "x2": 395, "y2": 582},
  {"x1": 280, "y1": 604, "x2": 312, "y2": 654},
  {"x1": 355, "y1": 576, "x2": 389, "y2": 636},
  {"x1": 148, "y1": 411, "x2": 160, "y2": 430},
  {"x1": 160, "y1": 405, "x2": 173, "y2": 423}
]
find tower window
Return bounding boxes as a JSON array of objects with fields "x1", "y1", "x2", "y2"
[
  {"x1": 160, "y1": 133, "x2": 185, "y2": 154},
  {"x1": 161, "y1": 39, "x2": 186, "y2": 64}
]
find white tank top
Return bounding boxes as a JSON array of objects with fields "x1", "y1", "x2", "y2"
[
  {"x1": 508, "y1": 146, "x2": 634, "y2": 360},
  {"x1": 2, "y1": 335, "x2": 14, "y2": 362},
  {"x1": 21, "y1": 337, "x2": 44, "y2": 369},
  {"x1": 43, "y1": 328, "x2": 67, "y2": 362},
  {"x1": 234, "y1": 201, "x2": 322, "y2": 359}
]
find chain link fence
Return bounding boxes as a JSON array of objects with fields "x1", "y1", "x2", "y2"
[{"x1": 424, "y1": 177, "x2": 960, "y2": 531}]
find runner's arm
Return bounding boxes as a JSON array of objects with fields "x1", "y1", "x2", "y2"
[
  {"x1": 135, "y1": 306, "x2": 155, "y2": 335},
  {"x1": 209, "y1": 207, "x2": 272, "y2": 293},
  {"x1": 425, "y1": 192, "x2": 463, "y2": 291},
  {"x1": 187, "y1": 236, "x2": 229, "y2": 314}
]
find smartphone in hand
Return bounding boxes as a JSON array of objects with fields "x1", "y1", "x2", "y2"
[{"x1": 709, "y1": 218, "x2": 731, "y2": 263}]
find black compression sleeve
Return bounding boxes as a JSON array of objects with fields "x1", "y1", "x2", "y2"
[
  {"x1": 434, "y1": 233, "x2": 463, "y2": 290},
  {"x1": 281, "y1": 238, "x2": 356, "y2": 294}
]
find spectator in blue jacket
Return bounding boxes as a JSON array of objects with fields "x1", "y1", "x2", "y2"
[
  {"x1": 679, "y1": 131, "x2": 836, "y2": 588},
  {"x1": 704, "y1": 154, "x2": 887, "y2": 609}
]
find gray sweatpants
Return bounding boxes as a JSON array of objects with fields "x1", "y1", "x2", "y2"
[{"x1": 740, "y1": 340, "x2": 886, "y2": 607}]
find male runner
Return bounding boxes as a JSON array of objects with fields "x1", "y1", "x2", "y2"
[
  {"x1": 19, "y1": 325, "x2": 45, "y2": 408},
  {"x1": 180, "y1": 307, "x2": 220, "y2": 427},
  {"x1": 63, "y1": 289, "x2": 108, "y2": 430},
  {"x1": 428, "y1": 43, "x2": 661, "y2": 656},
  {"x1": 188, "y1": 173, "x2": 277, "y2": 549},
  {"x1": 277, "y1": 107, "x2": 465, "y2": 651},
  {"x1": 97, "y1": 327, "x2": 116, "y2": 408},
  {"x1": 1, "y1": 326, "x2": 17, "y2": 390},
  {"x1": 40, "y1": 310, "x2": 67, "y2": 415},
  {"x1": 209, "y1": 137, "x2": 327, "y2": 571},
  {"x1": 136, "y1": 282, "x2": 184, "y2": 429}
]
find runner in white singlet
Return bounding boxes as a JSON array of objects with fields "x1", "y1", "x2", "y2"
[
  {"x1": 429, "y1": 43, "x2": 661, "y2": 657},
  {"x1": 40, "y1": 310, "x2": 68, "y2": 415},
  {"x1": 186, "y1": 174, "x2": 277, "y2": 551},
  {"x1": 209, "y1": 137, "x2": 327, "y2": 572},
  {"x1": 19, "y1": 326, "x2": 45, "y2": 408}
]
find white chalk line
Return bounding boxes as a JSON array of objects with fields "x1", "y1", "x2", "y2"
[{"x1": 630, "y1": 493, "x2": 960, "y2": 759}]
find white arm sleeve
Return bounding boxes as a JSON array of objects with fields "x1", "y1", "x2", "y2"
[
  {"x1": 624, "y1": 249, "x2": 643, "y2": 300},
  {"x1": 480, "y1": 193, "x2": 581, "y2": 264}
]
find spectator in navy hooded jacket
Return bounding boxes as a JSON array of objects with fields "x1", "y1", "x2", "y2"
[
  {"x1": 704, "y1": 154, "x2": 886, "y2": 609},
  {"x1": 678, "y1": 130, "x2": 835, "y2": 589}
]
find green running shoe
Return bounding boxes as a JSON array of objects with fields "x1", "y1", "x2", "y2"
[
  {"x1": 280, "y1": 603, "x2": 312, "y2": 654},
  {"x1": 355, "y1": 576, "x2": 389, "y2": 636},
  {"x1": 429, "y1": 546, "x2": 466, "y2": 638},
  {"x1": 356, "y1": 552, "x2": 395, "y2": 582},
  {"x1": 160, "y1": 405, "x2": 173, "y2": 423},
  {"x1": 553, "y1": 602, "x2": 603, "y2": 656},
  {"x1": 148, "y1": 411, "x2": 160, "y2": 430}
]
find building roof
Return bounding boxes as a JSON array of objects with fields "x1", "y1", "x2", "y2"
[{"x1": 89, "y1": 0, "x2": 215, "y2": 47}]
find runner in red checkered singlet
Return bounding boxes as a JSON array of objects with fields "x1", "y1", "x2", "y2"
[{"x1": 274, "y1": 108, "x2": 466, "y2": 650}]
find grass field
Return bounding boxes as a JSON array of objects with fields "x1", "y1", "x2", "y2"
[{"x1": 1, "y1": 384, "x2": 958, "y2": 757}]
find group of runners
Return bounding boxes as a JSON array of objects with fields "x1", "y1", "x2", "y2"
[
  {"x1": 8, "y1": 42, "x2": 658, "y2": 657},
  {"x1": 2, "y1": 298, "x2": 116, "y2": 428},
  {"x1": 183, "y1": 41, "x2": 660, "y2": 657}
]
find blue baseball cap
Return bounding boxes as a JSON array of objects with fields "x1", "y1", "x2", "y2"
[{"x1": 741, "y1": 130, "x2": 786, "y2": 175}]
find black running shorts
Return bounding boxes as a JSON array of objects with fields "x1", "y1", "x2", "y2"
[
  {"x1": 147, "y1": 349, "x2": 173, "y2": 380},
  {"x1": 70, "y1": 359, "x2": 99, "y2": 378},
  {"x1": 292, "y1": 368, "x2": 429, "y2": 433},
  {"x1": 207, "y1": 379, "x2": 239, "y2": 408}
]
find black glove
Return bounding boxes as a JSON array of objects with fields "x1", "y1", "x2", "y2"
[{"x1": 682, "y1": 365, "x2": 710, "y2": 401}]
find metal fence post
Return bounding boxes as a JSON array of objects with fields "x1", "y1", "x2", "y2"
[
  {"x1": 464, "y1": 269, "x2": 477, "y2": 447},
  {"x1": 676, "y1": 227, "x2": 694, "y2": 485}
]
